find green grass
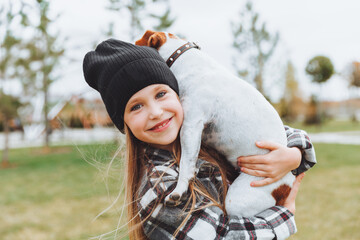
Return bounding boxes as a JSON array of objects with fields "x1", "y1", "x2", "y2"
[
  {"x1": 1, "y1": 142, "x2": 359, "y2": 239},
  {"x1": 0, "y1": 143, "x2": 128, "y2": 240},
  {"x1": 289, "y1": 143, "x2": 360, "y2": 240},
  {"x1": 284, "y1": 120, "x2": 360, "y2": 133}
]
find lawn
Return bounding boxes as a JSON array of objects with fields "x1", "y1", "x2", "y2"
[
  {"x1": 0, "y1": 143, "x2": 128, "y2": 240},
  {"x1": 1, "y1": 142, "x2": 359, "y2": 240},
  {"x1": 284, "y1": 120, "x2": 360, "y2": 133},
  {"x1": 289, "y1": 143, "x2": 360, "y2": 240}
]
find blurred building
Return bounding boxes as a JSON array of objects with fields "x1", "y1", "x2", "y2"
[
  {"x1": 50, "y1": 96, "x2": 113, "y2": 129},
  {"x1": 321, "y1": 98, "x2": 360, "y2": 120}
]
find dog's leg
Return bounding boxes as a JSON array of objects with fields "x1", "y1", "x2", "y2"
[{"x1": 165, "y1": 115, "x2": 204, "y2": 204}]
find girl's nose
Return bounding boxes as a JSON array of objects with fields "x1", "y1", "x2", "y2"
[{"x1": 148, "y1": 103, "x2": 163, "y2": 119}]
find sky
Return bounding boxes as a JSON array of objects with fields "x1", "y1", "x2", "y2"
[{"x1": 5, "y1": 0, "x2": 360, "y2": 102}]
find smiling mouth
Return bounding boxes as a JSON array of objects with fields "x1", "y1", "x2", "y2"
[{"x1": 149, "y1": 117, "x2": 173, "y2": 131}]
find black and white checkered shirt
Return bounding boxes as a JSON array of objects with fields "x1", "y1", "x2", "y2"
[{"x1": 137, "y1": 126, "x2": 316, "y2": 239}]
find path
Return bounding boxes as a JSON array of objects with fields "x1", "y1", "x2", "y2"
[{"x1": 1, "y1": 128, "x2": 360, "y2": 150}]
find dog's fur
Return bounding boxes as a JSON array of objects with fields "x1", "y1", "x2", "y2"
[{"x1": 135, "y1": 30, "x2": 295, "y2": 217}]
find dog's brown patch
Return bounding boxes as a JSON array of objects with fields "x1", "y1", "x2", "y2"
[
  {"x1": 135, "y1": 30, "x2": 155, "y2": 46},
  {"x1": 148, "y1": 32, "x2": 166, "y2": 50},
  {"x1": 271, "y1": 184, "x2": 291, "y2": 206},
  {"x1": 135, "y1": 30, "x2": 167, "y2": 50}
]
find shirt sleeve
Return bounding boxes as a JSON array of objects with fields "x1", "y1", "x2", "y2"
[
  {"x1": 137, "y1": 160, "x2": 297, "y2": 240},
  {"x1": 285, "y1": 125, "x2": 317, "y2": 175}
]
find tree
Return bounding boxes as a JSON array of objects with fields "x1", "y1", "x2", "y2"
[
  {"x1": 305, "y1": 55, "x2": 335, "y2": 124},
  {"x1": 0, "y1": 1, "x2": 29, "y2": 167},
  {"x1": 16, "y1": 0, "x2": 65, "y2": 149},
  {"x1": 278, "y1": 61, "x2": 305, "y2": 122},
  {"x1": 347, "y1": 61, "x2": 360, "y2": 122},
  {"x1": 304, "y1": 95, "x2": 321, "y2": 125},
  {"x1": 306, "y1": 56, "x2": 335, "y2": 84},
  {"x1": 231, "y1": 1, "x2": 279, "y2": 96},
  {"x1": 106, "y1": 0, "x2": 175, "y2": 41},
  {"x1": 0, "y1": 1, "x2": 29, "y2": 86},
  {"x1": 349, "y1": 61, "x2": 360, "y2": 88},
  {"x1": 0, "y1": 92, "x2": 22, "y2": 168},
  {"x1": 151, "y1": 8, "x2": 175, "y2": 31}
]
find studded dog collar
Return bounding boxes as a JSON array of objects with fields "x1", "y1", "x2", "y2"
[{"x1": 166, "y1": 42, "x2": 200, "y2": 67}]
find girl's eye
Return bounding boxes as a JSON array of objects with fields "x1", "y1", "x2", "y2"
[
  {"x1": 156, "y1": 91, "x2": 166, "y2": 99},
  {"x1": 130, "y1": 104, "x2": 142, "y2": 111}
]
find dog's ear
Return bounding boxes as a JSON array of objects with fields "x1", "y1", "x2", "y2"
[
  {"x1": 135, "y1": 30, "x2": 155, "y2": 46},
  {"x1": 135, "y1": 30, "x2": 166, "y2": 50},
  {"x1": 148, "y1": 32, "x2": 166, "y2": 50}
]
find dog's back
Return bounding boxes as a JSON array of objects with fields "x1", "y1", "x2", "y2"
[
  {"x1": 162, "y1": 38, "x2": 287, "y2": 164},
  {"x1": 136, "y1": 31, "x2": 294, "y2": 217}
]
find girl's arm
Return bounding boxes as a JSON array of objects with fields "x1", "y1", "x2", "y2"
[
  {"x1": 138, "y1": 159, "x2": 301, "y2": 240},
  {"x1": 284, "y1": 125, "x2": 317, "y2": 175},
  {"x1": 237, "y1": 125, "x2": 316, "y2": 187}
]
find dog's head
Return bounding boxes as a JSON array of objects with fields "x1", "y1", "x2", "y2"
[{"x1": 135, "y1": 30, "x2": 187, "y2": 60}]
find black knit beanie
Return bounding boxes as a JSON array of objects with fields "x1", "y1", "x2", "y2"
[{"x1": 83, "y1": 39, "x2": 179, "y2": 134}]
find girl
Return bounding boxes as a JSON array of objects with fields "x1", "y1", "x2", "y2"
[{"x1": 83, "y1": 39, "x2": 316, "y2": 240}]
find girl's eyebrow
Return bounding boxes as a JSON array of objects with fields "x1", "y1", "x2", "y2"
[
  {"x1": 153, "y1": 85, "x2": 165, "y2": 91},
  {"x1": 127, "y1": 94, "x2": 147, "y2": 107},
  {"x1": 127, "y1": 97, "x2": 141, "y2": 107}
]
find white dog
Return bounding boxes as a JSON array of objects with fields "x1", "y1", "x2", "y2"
[{"x1": 136, "y1": 30, "x2": 295, "y2": 217}]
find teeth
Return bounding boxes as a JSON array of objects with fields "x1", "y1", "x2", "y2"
[{"x1": 154, "y1": 121, "x2": 167, "y2": 129}]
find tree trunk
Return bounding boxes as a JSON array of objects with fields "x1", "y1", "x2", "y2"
[
  {"x1": 317, "y1": 84, "x2": 323, "y2": 126},
  {"x1": 254, "y1": 74, "x2": 264, "y2": 95},
  {"x1": 43, "y1": 74, "x2": 50, "y2": 152},
  {"x1": 1, "y1": 118, "x2": 10, "y2": 168},
  {"x1": 255, "y1": 53, "x2": 265, "y2": 95}
]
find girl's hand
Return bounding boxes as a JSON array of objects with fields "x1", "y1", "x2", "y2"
[
  {"x1": 283, "y1": 173, "x2": 305, "y2": 214},
  {"x1": 237, "y1": 141, "x2": 302, "y2": 187}
]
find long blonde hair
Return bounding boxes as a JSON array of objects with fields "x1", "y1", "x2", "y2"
[{"x1": 124, "y1": 125, "x2": 237, "y2": 240}]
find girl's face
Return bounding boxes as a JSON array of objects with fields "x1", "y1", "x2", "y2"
[{"x1": 124, "y1": 84, "x2": 183, "y2": 151}]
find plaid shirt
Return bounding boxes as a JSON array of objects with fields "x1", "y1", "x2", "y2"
[{"x1": 137, "y1": 126, "x2": 316, "y2": 240}]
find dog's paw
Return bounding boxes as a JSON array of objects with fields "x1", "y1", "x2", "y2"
[
  {"x1": 169, "y1": 192, "x2": 181, "y2": 201},
  {"x1": 164, "y1": 193, "x2": 180, "y2": 206},
  {"x1": 164, "y1": 192, "x2": 187, "y2": 206}
]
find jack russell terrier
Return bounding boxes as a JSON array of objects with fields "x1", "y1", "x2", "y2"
[{"x1": 135, "y1": 30, "x2": 295, "y2": 217}]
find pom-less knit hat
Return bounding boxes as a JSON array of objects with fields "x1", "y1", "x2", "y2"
[{"x1": 83, "y1": 39, "x2": 179, "y2": 133}]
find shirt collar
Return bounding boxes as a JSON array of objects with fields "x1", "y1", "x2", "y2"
[{"x1": 144, "y1": 144, "x2": 176, "y2": 163}]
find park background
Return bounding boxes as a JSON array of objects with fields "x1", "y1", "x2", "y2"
[{"x1": 1, "y1": 0, "x2": 360, "y2": 239}]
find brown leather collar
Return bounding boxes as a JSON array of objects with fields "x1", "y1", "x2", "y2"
[{"x1": 166, "y1": 42, "x2": 200, "y2": 67}]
